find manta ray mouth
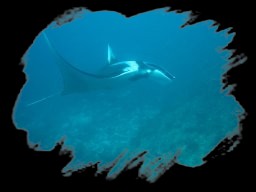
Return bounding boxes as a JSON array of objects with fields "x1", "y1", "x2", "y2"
[
  {"x1": 142, "y1": 62, "x2": 176, "y2": 81},
  {"x1": 153, "y1": 69, "x2": 174, "y2": 81}
]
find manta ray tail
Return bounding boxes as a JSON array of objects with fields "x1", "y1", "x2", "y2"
[{"x1": 27, "y1": 92, "x2": 61, "y2": 107}]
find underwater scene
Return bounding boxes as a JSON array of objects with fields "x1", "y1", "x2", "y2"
[{"x1": 13, "y1": 8, "x2": 243, "y2": 182}]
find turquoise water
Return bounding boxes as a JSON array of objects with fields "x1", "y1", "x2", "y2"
[{"x1": 13, "y1": 9, "x2": 243, "y2": 182}]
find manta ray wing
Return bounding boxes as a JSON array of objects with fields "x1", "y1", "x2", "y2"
[{"x1": 43, "y1": 32, "x2": 108, "y2": 94}]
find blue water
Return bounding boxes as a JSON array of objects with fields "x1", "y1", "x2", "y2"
[{"x1": 13, "y1": 8, "x2": 243, "y2": 182}]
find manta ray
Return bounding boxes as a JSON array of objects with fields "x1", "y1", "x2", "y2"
[{"x1": 27, "y1": 32, "x2": 175, "y2": 106}]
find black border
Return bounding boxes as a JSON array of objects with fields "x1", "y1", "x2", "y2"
[{"x1": 5, "y1": 0, "x2": 254, "y2": 190}]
